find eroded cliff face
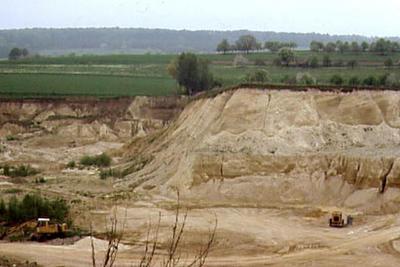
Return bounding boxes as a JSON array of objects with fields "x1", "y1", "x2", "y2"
[
  {"x1": 124, "y1": 89, "x2": 400, "y2": 212},
  {"x1": 0, "y1": 96, "x2": 186, "y2": 140}
]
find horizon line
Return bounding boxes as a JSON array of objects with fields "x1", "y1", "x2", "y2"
[{"x1": 0, "y1": 27, "x2": 398, "y2": 39}]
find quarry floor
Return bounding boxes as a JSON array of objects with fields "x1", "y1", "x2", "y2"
[{"x1": 1, "y1": 206, "x2": 400, "y2": 266}]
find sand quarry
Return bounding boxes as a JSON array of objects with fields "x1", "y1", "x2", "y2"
[{"x1": 2, "y1": 88, "x2": 400, "y2": 266}]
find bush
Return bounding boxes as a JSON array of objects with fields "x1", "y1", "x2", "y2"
[
  {"x1": 66, "y1": 161, "x2": 76, "y2": 169},
  {"x1": 348, "y1": 76, "x2": 361, "y2": 86},
  {"x1": 334, "y1": 60, "x2": 344, "y2": 67},
  {"x1": 272, "y1": 58, "x2": 282, "y2": 66},
  {"x1": 378, "y1": 74, "x2": 389, "y2": 86},
  {"x1": 5, "y1": 135, "x2": 16, "y2": 141},
  {"x1": 384, "y1": 58, "x2": 394, "y2": 68},
  {"x1": 0, "y1": 199, "x2": 6, "y2": 221},
  {"x1": 330, "y1": 74, "x2": 345, "y2": 86},
  {"x1": 11, "y1": 165, "x2": 39, "y2": 177},
  {"x1": 3, "y1": 165, "x2": 10, "y2": 176},
  {"x1": 322, "y1": 55, "x2": 332, "y2": 67},
  {"x1": 3, "y1": 188, "x2": 23, "y2": 194},
  {"x1": 99, "y1": 168, "x2": 122, "y2": 180},
  {"x1": 347, "y1": 60, "x2": 358, "y2": 69},
  {"x1": 35, "y1": 177, "x2": 46, "y2": 184},
  {"x1": 80, "y1": 153, "x2": 111, "y2": 167},
  {"x1": 245, "y1": 70, "x2": 271, "y2": 83},
  {"x1": 233, "y1": 54, "x2": 249, "y2": 67},
  {"x1": 385, "y1": 73, "x2": 399, "y2": 87},
  {"x1": 254, "y1": 58, "x2": 266, "y2": 66},
  {"x1": 363, "y1": 75, "x2": 378, "y2": 86},
  {"x1": 308, "y1": 56, "x2": 319, "y2": 68},
  {"x1": 296, "y1": 72, "x2": 316, "y2": 85},
  {"x1": 1, "y1": 165, "x2": 39, "y2": 178},
  {"x1": 280, "y1": 75, "x2": 296, "y2": 85},
  {"x1": 278, "y1": 48, "x2": 295, "y2": 66}
]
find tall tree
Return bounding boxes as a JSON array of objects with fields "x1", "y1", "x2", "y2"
[
  {"x1": 351, "y1": 42, "x2": 361, "y2": 53},
  {"x1": 278, "y1": 48, "x2": 295, "y2": 66},
  {"x1": 216, "y1": 39, "x2": 230, "y2": 54},
  {"x1": 322, "y1": 55, "x2": 332, "y2": 67},
  {"x1": 265, "y1": 41, "x2": 280, "y2": 52},
  {"x1": 324, "y1": 42, "x2": 337, "y2": 53},
  {"x1": 21, "y1": 48, "x2": 29, "y2": 57},
  {"x1": 361, "y1": 41, "x2": 369, "y2": 52},
  {"x1": 338, "y1": 41, "x2": 350, "y2": 53},
  {"x1": 8, "y1": 47, "x2": 22, "y2": 60},
  {"x1": 236, "y1": 35, "x2": 258, "y2": 54},
  {"x1": 172, "y1": 53, "x2": 214, "y2": 95},
  {"x1": 310, "y1": 41, "x2": 324, "y2": 52}
]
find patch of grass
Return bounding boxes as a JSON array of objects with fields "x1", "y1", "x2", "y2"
[
  {"x1": 5, "y1": 135, "x2": 17, "y2": 141},
  {"x1": 34, "y1": 177, "x2": 47, "y2": 184},
  {"x1": 99, "y1": 168, "x2": 122, "y2": 180},
  {"x1": 2, "y1": 188, "x2": 23, "y2": 194},
  {"x1": 66, "y1": 161, "x2": 76, "y2": 169},
  {"x1": 1, "y1": 164, "x2": 39, "y2": 178},
  {"x1": 80, "y1": 153, "x2": 112, "y2": 167}
]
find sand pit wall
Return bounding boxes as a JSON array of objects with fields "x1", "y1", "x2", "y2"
[
  {"x1": 0, "y1": 96, "x2": 186, "y2": 140},
  {"x1": 122, "y1": 88, "x2": 400, "y2": 212}
]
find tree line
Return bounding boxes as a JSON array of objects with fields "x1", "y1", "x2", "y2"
[
  {"x1": 217, "y1": 35, "x2": 297, "y2": 54},
  {"x1": 0, "y1": 194, "x2": 70, "y2": 225},
  {"x1": 216, "y1": 35, "x2": 400, "y2": 56},
  {"x1": 243, "y1": 69, "x2": 400, "y2": 88},
  {"x1": 310, "y1": 39, "x2": 400, "y2": 55}
]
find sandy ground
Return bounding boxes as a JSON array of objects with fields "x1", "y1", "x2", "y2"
[{"x1": 1, "y1": 204, "x2": 400, "y2": 266}]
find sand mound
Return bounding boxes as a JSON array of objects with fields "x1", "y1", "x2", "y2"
[
  {"x1": 72, "y1": 237, "x2": 130, "y2": 251},
  {"x1": 121, "y1": 88, "x2": 400, "y2": 213}
]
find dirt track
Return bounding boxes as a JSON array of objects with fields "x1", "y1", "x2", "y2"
[{"x1": 1, "y1": 205, "x2": 400, "y2": 266}]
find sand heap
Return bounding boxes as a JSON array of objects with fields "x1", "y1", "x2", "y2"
[{"x1": 124, "y1": 88, "x2": 400, "y2": 213}]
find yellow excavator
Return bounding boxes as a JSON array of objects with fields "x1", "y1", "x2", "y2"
[
  {"x1": 329, "y1": 212, "x2": 353, "y2": 228},
  {"x1": 3, "y1": 218, "x2": 68, "y2": 241},
  {"x1": 31, "y1": 218, "x2": 68, "y2": 241}
]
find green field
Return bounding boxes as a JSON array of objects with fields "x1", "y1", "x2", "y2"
[
  {"x1": 0, "y1": 73, "x2": 176, "y2": 97},
  {"x1": 0, "y1": 51, "x2": 400, "y2": 97}
]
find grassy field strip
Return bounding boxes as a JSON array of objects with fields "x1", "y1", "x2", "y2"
[
  {"x1": 0, "y1": 73, "x2": 177, "y2": 96},
  {"x1": 1, "y1": 52, "x2": 400, "y2": 65},
  {"x1": 0, "y1": 70, "x2": 167, "y2": 78}
]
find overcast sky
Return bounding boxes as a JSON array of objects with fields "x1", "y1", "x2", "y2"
[{"x1": 0, "y1": 0, "x2": 399, "y2": 36}]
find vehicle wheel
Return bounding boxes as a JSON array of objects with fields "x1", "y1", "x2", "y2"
[{"x1": 30, "y1": 234, "x2": 37, "y2": 241}]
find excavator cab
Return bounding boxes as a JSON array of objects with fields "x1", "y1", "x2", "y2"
[
  {"x1": 32, "y1": 218, "x2": 68, "y2": 240},
  {"x1": 329, "y1": 211, "x2": 345, "y2": 228}
]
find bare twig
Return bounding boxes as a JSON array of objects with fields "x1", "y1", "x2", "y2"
[
  {"x1": 187, "y1": 216, "x2": 217, "y2": 267},
  {"x1": 91, "y1": 207, "x2": 127, "y2": 267},
  {"x1": 164, "y1": 190, "x2": 188, "y2": 267},
  {"x1": 139, "y1": 212, "x2": 161, "y2": 267},
  {"x1": 90, "y1": 223, "x2": 96, "y2": 267}
]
